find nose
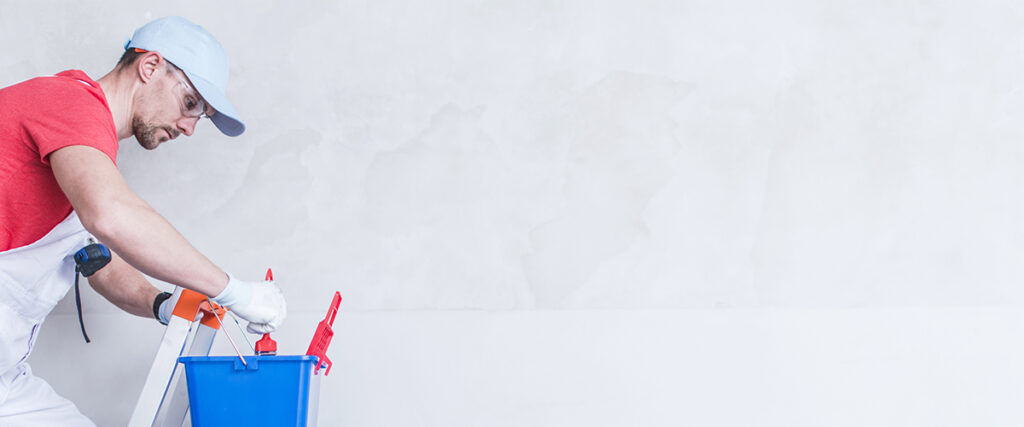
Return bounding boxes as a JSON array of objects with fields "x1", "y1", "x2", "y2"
[{"x1": 177, "y1": 116, "x2": 199, "y2": 137}]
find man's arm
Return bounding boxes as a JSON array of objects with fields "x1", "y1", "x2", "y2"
[
  {"x1": 87, "y1": 250, "x2": 161, "y2": 319},
  {"x1": 49, "y1": 145, "x2": 228, "y2": 297}
]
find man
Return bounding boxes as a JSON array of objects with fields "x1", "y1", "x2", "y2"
[{"x1": 0, "y1": 16, "x2": 286, "y2": 425}]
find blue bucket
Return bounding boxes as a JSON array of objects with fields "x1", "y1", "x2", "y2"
[{"x1": 178, "y1": 355, "x2": 321, "y2": 426}]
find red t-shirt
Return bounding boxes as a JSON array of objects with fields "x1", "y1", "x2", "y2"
[{"x1": 0, "y1": 70, "x2": 118, "y2": 251}]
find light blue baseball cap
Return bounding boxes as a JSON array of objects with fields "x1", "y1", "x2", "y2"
[{"x1": 125, "y1": 16, "x2": 245, "y2": 137}]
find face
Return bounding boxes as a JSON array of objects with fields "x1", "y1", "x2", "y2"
[{"x1": 132, "y1": 62, "x2": 214, "y2": 150}]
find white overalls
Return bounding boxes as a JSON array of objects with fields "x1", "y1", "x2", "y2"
[{"x1": 0, "y1": 211, "x2": 97, "y2": 426}]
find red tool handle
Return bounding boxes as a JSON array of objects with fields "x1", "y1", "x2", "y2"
[
  {"x1": 324, "y1": 292, "x2": 340, "y2": 326},
  {"x1": 307, "y1": 291, "x2": 341, "y2": 375}
]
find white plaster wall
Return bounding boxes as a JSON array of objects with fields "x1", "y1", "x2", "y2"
[{"x1": 3, "y1": 0, "x2": 1024, "y2": 425}]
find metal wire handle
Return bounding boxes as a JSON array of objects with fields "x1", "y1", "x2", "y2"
[{"x1": 203, "y1": 298, "x2": 249, "y2": 367}]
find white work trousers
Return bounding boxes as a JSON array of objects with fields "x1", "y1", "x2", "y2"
[{"x1": 0, "y1": 212, "x2": 96, "y2": 426}]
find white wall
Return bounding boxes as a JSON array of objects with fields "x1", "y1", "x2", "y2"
[{"x1": 4, "y1": 1, "x2": 1024, "y2": 425}]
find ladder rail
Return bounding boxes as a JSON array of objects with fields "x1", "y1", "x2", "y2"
[{"x1": 127, "y1": 289, "x2": 223, "y2": 427}]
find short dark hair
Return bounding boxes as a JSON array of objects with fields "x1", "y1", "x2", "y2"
[{"x1": 115, "y1": 48, "x2": 146, "y2": 71}]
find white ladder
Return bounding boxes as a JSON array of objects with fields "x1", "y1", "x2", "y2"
[{"x1": 126, "y1": 288, "x2": 236, "y2": 427}]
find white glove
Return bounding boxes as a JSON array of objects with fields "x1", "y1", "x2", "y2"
[{"x1": 212, "y1": 273, "x2": 287, "y2": 334}]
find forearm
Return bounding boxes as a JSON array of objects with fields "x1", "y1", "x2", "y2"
[
  {"x1": 87, "y1": 194, "x2": 228, "y2": 297},
  {"x1": 88, "y1": 251, "x2": 162, "y2": 319},
  {"x1": 50, "y1": 145, "x2": 229, "y2": 298}
]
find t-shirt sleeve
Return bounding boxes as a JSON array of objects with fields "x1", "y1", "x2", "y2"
[{"x1": 20, "y1": 79, "x2": 118, "y2": 166}]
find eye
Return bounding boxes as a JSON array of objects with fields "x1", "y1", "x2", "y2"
[{"x1": 184, "y1": 96, "x2": 198, "y2": 111}]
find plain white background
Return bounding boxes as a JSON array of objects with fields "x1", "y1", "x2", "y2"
[{"x1": 4, "y1": 1, "x2": 1024, "y2": 425}]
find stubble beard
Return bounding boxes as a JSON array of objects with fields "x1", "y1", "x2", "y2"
[{"x1": 132, "y1": 116, "x2": 178, "y2": 150}]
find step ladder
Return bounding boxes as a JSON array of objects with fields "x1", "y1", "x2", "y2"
[{"x1": 126, "y1": 287, "x2": 237, "y2": 427}]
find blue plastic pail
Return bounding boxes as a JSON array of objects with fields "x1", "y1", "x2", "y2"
[{"x1": 178, "y1": 355, "x2": 321, "y2": 426}]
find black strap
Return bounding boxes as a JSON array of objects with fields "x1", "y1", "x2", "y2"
[
  {"x1": 153, "y1": 292, "x2": 173, "y2": 325},
  {"x1": 72, "y1": 242, "x2": 110, "y2": 343},
  {"x1": 74, "y1": 270, "x2": 90, "y2": 343}
]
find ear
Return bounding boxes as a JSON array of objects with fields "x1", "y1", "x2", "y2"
[{"x1": 135, "y1": 51, "x2": 165, "y2": 84}]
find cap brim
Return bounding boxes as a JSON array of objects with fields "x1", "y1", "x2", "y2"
[{"x1": 184, "y1": 71, "x2": 246, "y2": 137}]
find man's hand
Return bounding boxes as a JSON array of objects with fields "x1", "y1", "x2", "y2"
[{"x1": 212, "y1": 274, "x2": 287, "y2": 333}]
